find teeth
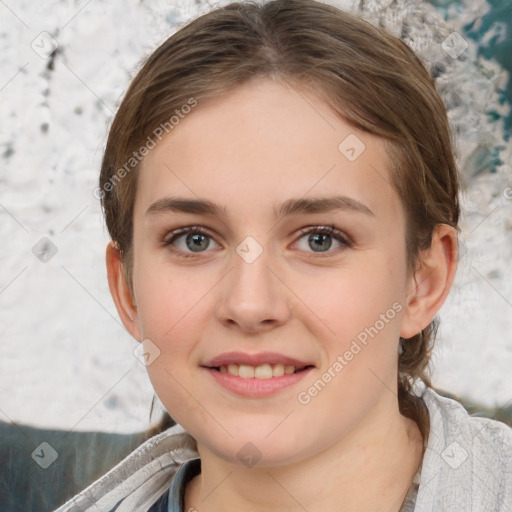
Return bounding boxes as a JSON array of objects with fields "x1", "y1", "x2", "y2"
[
  {"x1": 220, "y1": 363, "x2": 302, "y2": 379},
  {"x1": 273, "y1": 364, "x2": 285, "y2": 377},
  {"x1": 227, "y1": 364, "x2": 240, "y2": 377},
  {"x1": 284, "y1": 365, "x2": 295, "y2": 375},
  {"x1": 239, "y1": 364, "x2": 255, "y2": 379},
  {"x1": 254, "y1": 364, "x2": 272, "y2": 379}
]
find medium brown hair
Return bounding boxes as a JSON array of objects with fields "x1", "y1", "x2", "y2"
[{"x1": 99, "y1": 0, "x2": 460, "y2": 441}]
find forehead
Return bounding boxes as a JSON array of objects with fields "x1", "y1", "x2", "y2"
[{"x1": 135, "y1": 78, "x2": 403, "y2": 224}]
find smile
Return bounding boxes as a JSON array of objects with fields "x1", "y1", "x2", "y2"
[{"x1": 203, "y1": 365, "x2": 314, "y2": 398}]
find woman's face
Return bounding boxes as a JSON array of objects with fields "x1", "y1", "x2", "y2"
[{"x1": 129, "y1": 78, "x2": 416, "y2": 466}]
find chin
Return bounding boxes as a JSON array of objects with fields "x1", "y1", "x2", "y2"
[{"x1": 198, "y1": 425, "x2": 314, "y2": 468}]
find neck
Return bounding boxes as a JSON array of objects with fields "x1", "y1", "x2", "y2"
[{"x1": 184, "y1": 401, "x2": 424, "y2": 512}]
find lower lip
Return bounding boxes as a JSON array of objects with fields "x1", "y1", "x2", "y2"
[{"x1": 202, "y1": 367, "x2": 314, "y2": 398}]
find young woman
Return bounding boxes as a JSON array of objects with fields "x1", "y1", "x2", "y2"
[{"x1": 55, "y1": 0, "x2": 512, "y2": 510}]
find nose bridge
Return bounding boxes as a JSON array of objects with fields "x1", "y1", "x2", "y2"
[{"x1": 215, "y1": 238, "x2": 291, "y2": 331}]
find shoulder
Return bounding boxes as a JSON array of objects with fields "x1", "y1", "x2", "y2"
[
  {"x1": 53, "y1": 423, "x2": 198, "y2": 512},
  {"x1": 423, "y1": 386, "x2": 512, "y2": 454},
  {"x1": 415, "y1": 386, "x2": 512, "y2": 511}
]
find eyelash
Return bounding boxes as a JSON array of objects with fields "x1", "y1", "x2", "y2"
[{"x1": 161, "y1": 224, "x2": 352, "y2": 259}]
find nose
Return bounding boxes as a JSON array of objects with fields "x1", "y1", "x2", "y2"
[{"x1": 215, "y1": 244, "x2": 291, "y2": 334}]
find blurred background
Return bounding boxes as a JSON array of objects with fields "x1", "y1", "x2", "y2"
[{"x1": 1, "y1": 0, "x2": 511, "y2": 438}]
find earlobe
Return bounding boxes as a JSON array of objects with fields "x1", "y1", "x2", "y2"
[
  {"x1": 105, "y1": 241, "x2": 142, "y2": 341},
  {"x1": 400, "y1": 224, "x2": 458, "y2": 339}
]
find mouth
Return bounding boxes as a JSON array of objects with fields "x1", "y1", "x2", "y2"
[
  {"x1": 202, "y1": 361, "x2": 315, "y2": 397},
  {"x1": 207, "y1": 363, "x2": 315, "y2": 380},
  {"x1": 201, "y1": 351, "x2": 316, "y2": 396}
]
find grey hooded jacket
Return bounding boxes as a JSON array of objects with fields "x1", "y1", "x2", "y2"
[{"x1": 54, "y1": 387, "x2": 512, "y2": 511}]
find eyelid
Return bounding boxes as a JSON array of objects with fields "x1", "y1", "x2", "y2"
[
  {"x1": 292, "y1": 224, "x2": 352, "y2": 254},
  {"x1": 161, "y1": 225, "x2": 221, "y2": 257},
  {"x1": 162, "y1": 225, "x2": 212, "y2": 243}
]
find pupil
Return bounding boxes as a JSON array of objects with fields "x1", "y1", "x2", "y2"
[
  {"x1": 309, "y1": 233, "x2": 332, "y2": 252},
  {"x1": 186, "y1": 233, "x2": 209, "y2": 252}
]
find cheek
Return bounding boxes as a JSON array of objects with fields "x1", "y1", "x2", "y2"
[
  {"x1": 132, "y1": 254, "x2": 215, "y2": 388},
  {"x1": 133, "y1": 247, "x2": 207, "y2": 340},
  {"x1": 301, "y1": 255, "x2": 406, "y2": 342},
  {"x1": 134, "y1": 264, "x2": 211, "y2": 424}
]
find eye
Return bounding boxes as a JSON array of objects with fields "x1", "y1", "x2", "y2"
[
  {"x1": 162, "y1": 226, "x2": 221, "y2": 256},
  {"x1": 162, "y1": 224, "x2": 351, "y2": 257},
  {"x1": 294, "y1": 225, "x2": 351, "y2": 254}
]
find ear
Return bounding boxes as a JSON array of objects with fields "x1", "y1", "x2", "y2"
[
  {"x1": 400, "y1": 224, "x2": 458, "y2": 339},
  {"x1": 105, "y1": 241, "x2": 142, "y2": 341}
]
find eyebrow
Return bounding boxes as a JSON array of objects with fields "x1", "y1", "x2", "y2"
[
  {"x1": 145, "y1": 195, "x2": 375, "y2": 219},
  {"x1": 275, "y1": 196, "x2": 374, "y2": 219}
]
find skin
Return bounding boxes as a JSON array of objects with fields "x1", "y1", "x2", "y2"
[{"x1": 106, "y1": 78, "x2": 458, "y2": 512}]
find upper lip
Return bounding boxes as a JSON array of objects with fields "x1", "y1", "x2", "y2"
[{"x1": 202, "y1": 351, "x2": 314, "y2": 368}]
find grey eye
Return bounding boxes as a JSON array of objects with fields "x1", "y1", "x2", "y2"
[
  {"x1": 184, "y1": 232, "x2": 211, "y2": 252},
  {"x1": 307, "y1": 232, "x2": 333, "y2": 252}
]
